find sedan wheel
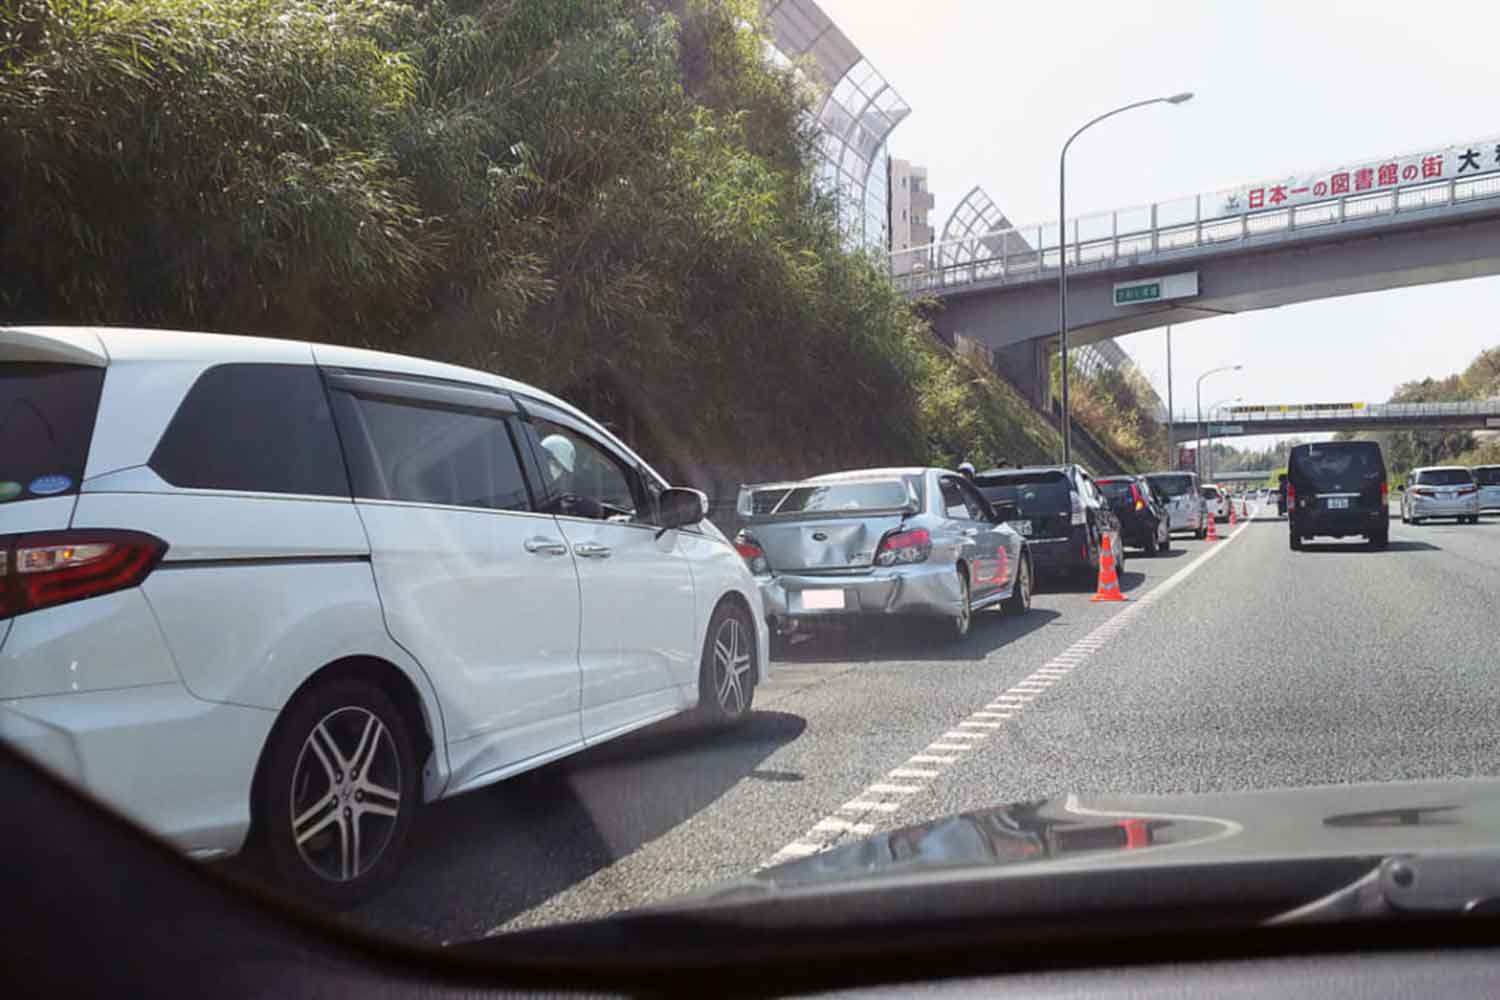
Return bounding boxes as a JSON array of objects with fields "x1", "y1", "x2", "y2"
[
  {"x1": 945, "y1": 569, "x2": 973, "y2": 641},
  {"x1": 1002, "y1": 556, "x2": 1031, "y2": 616},
  {"x1": 697, "y1": 603, "x2": 757, "y2": 726},
  {"x1": 259, "y1": 678, "x2": 417, "y2": 906}
]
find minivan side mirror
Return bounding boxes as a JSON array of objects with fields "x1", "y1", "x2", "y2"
[{"x1": 657, "y1": 487, "x2": 709, "y2": 531}]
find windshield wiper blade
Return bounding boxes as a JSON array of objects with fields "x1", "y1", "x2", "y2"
[{"x1": 1269, "y1": 851, "x2": 1500, "y2": 924}]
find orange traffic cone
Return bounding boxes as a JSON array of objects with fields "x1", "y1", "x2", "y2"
[
  {"x1": 1090, "y1": 533, "x2": 1127, "y2": 602},
  {"x1": 1229, "y1": 501, "x2": 1238, "y2": 525},
  {"x1": 1206, "y1": 510, "x2": 1219, "y2": 541}
]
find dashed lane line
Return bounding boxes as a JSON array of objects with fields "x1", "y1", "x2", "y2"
[{"x1": 760, "y1": 510, "x2": 1259, "y2": 869}]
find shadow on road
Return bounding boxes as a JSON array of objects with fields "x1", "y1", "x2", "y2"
[
  {"x1": 229, "y1": 709, "x2": 806, "y2": 944},
  {"x1": 1296, "y1": 539, "x2": 1440, "y2": 553},
  {"x1": 771, "y1": 606, "x2": 1061, "y2": 664}
]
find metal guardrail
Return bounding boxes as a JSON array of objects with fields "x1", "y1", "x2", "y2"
[
  {"x1": 1174, "y1": 400, "x2": 1500, "y2": 426},
  {"x1": 892, "y1": 154, "x2": 1500, "y2": 295}
]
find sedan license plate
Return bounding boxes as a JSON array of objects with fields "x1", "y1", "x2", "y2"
[
  {"x1": 1009, "y1": 520, "x2": 1033, "y2": 537},
  {"x1": 1326, "y1": 497, "x2": 1349, "y2": 510},
  {"x1": 801, "y1": 589, "x2": 845, "y2": 610}
]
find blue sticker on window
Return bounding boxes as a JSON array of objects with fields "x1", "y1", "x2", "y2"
[
  {"x1": 27, "y1": 474, "x2": 73, "y2": 496},
  {"x1": 0, "y1": 482, "x2": 20, "y2": 501}
]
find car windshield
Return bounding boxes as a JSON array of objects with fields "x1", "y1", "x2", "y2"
[
  {"x1": 1415, "y1": 468, "x2": 1473, "y2": 485},
  {"x1": 15, "y1": 0, "x2": 1500, "y2": 972},
  {"x1": 974, "y1": 471, "x2": 1071, "y2": 513}
]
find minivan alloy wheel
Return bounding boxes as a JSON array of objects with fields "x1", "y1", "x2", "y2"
[
  {"x1": 290, "y1": 706, "x2": 403, "y2": 883},
  {"x1": 713, "y1": 615, "x2": 753, "y2": 717}
]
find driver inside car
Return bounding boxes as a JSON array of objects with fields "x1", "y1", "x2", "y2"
[{"x1": 538, "y1": 433, "x2": 607, "y2": 520}]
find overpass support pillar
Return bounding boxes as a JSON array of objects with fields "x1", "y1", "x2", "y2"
[{"x1": 991, "y1": 337, "x2": 1054, "y2": 412}]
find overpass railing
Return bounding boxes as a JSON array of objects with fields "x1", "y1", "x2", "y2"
[
  {"x1": 893, "y1": 135, "x2": 1500, "y2": 294},
  {"x1": 1172, "y1": 399, "x2": 1500, "y2": 427}
]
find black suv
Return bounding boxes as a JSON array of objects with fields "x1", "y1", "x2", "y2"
[
  {"x1": 1286, "y1": 441, "x2": 1389, "y2": 550},
  {"x1": 975, "y1": 464, "x2": 1123, "y2": 581},
  {"x1": 1095, "y1": 475, "x2": 1171, "y2": 555}
]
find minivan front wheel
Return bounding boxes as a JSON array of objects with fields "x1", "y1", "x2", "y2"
[
  {"x1": 258, "y1": 678, "x2": 418, "y2": 907},
  {"x1": 697, "y1": 602, "x2": 757, "y2": 726}
]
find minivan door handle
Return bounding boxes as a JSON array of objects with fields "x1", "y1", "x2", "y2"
[
  {"x1": 524, "y1": 537, "x2": 570, "y2": 556},
  {"x1": 572, "y1": 542, "x2": 612, "y2": 559}
]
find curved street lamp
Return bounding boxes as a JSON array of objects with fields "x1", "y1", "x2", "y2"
[
  {"x1": 1206, "y1": 395, "x2": 1243, "y2": 482},
  {"x1": 1058, "y1": 91, "x2": 1194, "y2": 465},
  {"x1": 1196, "y1": 365, "x2": 1242, "y2": 479}
]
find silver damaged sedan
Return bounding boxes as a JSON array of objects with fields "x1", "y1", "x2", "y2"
[{"x1": 733, "y1": 467, "x2": 1032, "y2": 642}]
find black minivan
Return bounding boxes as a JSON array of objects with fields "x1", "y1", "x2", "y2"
[{"x1": 1286, "y1": 441, "x2": 1389, "y2": 550}]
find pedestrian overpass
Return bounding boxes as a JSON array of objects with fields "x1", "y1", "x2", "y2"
[
  {"x1": 1168, "y1": 399, "x2": 1500, "y2": 437},
  {"x1": 896, "y1": 134, "x2": 1500, "y2": 408}
]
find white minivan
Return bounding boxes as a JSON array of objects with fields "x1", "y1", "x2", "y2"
[{"x1": 0, "y1": 326, "x2": 768, "y2": 902}]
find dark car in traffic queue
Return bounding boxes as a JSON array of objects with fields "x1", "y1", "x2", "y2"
[
  {"x1": 1095, "y1": 475, "x2": 1172, "y2": 555},
  {"x1": 1287, "y1": 440, "x2": 1389, "y2": 550},
  {"x1": 974, "y1": 464, "x2": 1123, "y2": 583}
]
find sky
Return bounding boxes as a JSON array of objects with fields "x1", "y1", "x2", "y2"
[{"x1": 818, "y1": 0, "x2": 1500, "y2": 447}]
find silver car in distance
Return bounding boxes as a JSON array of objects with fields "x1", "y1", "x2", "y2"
[{"x1": 733, "y1": 468, "x2": 1032, "y2": 642}]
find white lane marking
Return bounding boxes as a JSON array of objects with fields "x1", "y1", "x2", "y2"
[
  {"x1": 759, "y1": 516, "x2": 1253, "y2": 870},
  {"x1": 958, "y1": 720, "x2": 1004, "y2": 729},
  {"x1": 842, "y1": 800, "x2": 901, "y2": 813},
  {"x1": 909, "y1": 754, "x2": 959, "y2": 763}
]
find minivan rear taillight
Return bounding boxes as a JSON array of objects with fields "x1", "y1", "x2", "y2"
[
  {"x1": 1130, "y1": 484, "x2": 1146, "y2": 511},
  {"x1": 1458, "y1": 486, "x2": 1478, "y2": 496},
  {"x1": 0, "y1": 531, "x2": 167, "y2": 620}
]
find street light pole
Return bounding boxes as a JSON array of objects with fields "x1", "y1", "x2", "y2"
[
  {"x1": 1206, "y1": 395, "x2": 1242, "y2": 482},
  {"x1": 1058, "y1": 91, "x2": 1194, "y2": 465},
  {"x1": 1165, "y1": 325, "x2": 1174, "y2": 468},
  {"x1": 1195, "y1": 365, "x2": 1243, "y2": 480}
]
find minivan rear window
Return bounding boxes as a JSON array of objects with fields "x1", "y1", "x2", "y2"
[
  {"x1": 1096, "y1": 480, "x2": 1135, "y2": 501},
  {"x1": 1414, "y1": 468, "x2": 1473, "y2": 486},
  {"x1": 1290, "y1": 442, "x2": 1384, "y2": 489},
  {"x1": 1472, "y1": 466, "x2": 1500, "y2": 486},
  {"x1": 975, "y1": 470, "x2": 1070, "y2": 513},
  {"x1": 0, "y1": 363, "x2": 105, "y2": 500},
  {"x1": 1146, "y1": 474, "x2": 1195, "y2": 497}
]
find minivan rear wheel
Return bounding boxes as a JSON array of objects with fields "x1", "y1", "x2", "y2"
[{"x1": 258, "y1": 678, "x2": 418, "y2": 907}]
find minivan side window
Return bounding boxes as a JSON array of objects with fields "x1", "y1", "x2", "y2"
[
  {"x1": 150, "y1": 364, "x2": 348, "y2": 497},
  {"x1": 342, "y1": 396, "x2": 531, "y2": 511}
]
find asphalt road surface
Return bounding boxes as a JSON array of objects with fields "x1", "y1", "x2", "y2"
[{"x1": 327, "y1": 499, "x2": 1500, "y2": 944}]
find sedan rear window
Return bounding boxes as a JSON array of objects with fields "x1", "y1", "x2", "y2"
[
  {"x1": 1414, "y1": 468, "x2": 1473, "y2": 486},
  {"x1": 1473, "y1": 466, "x2": 1500, "y2": 486},
  {"x1": 0, "y1": 362, "x2": 105, "y2": 500},
  {"x1": 1096, "y1": 480, "x2": 1135, "y2": 501},
  {"x1": 746, "y1": 480, "x2": 915, "y2": 516}
]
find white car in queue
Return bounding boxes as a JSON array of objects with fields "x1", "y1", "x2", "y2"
[{"x1": 0, "y1": 326, "x2": 768, "y2": 904}]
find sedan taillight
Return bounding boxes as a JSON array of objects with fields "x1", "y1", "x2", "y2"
[
  {"x1": 876, "y1": 527, "x2": 931, "y2": 566},
  {"x1": 0, "y1": 530, "x2": 167, "y2": 620},
  {"x1": 1414, "y1": 488, "x2": 1436, "y2": 497},
  {"x1": 733, "y1": 532, "x2": 769, "y2": 575}
]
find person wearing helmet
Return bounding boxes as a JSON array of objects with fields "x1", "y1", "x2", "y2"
[
  {"x1": 957, "y1": 462, "x2": 977, "y2": 481},
  {"x1": 539, "y1": 432, "x2": 605, "y2": 519}
]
